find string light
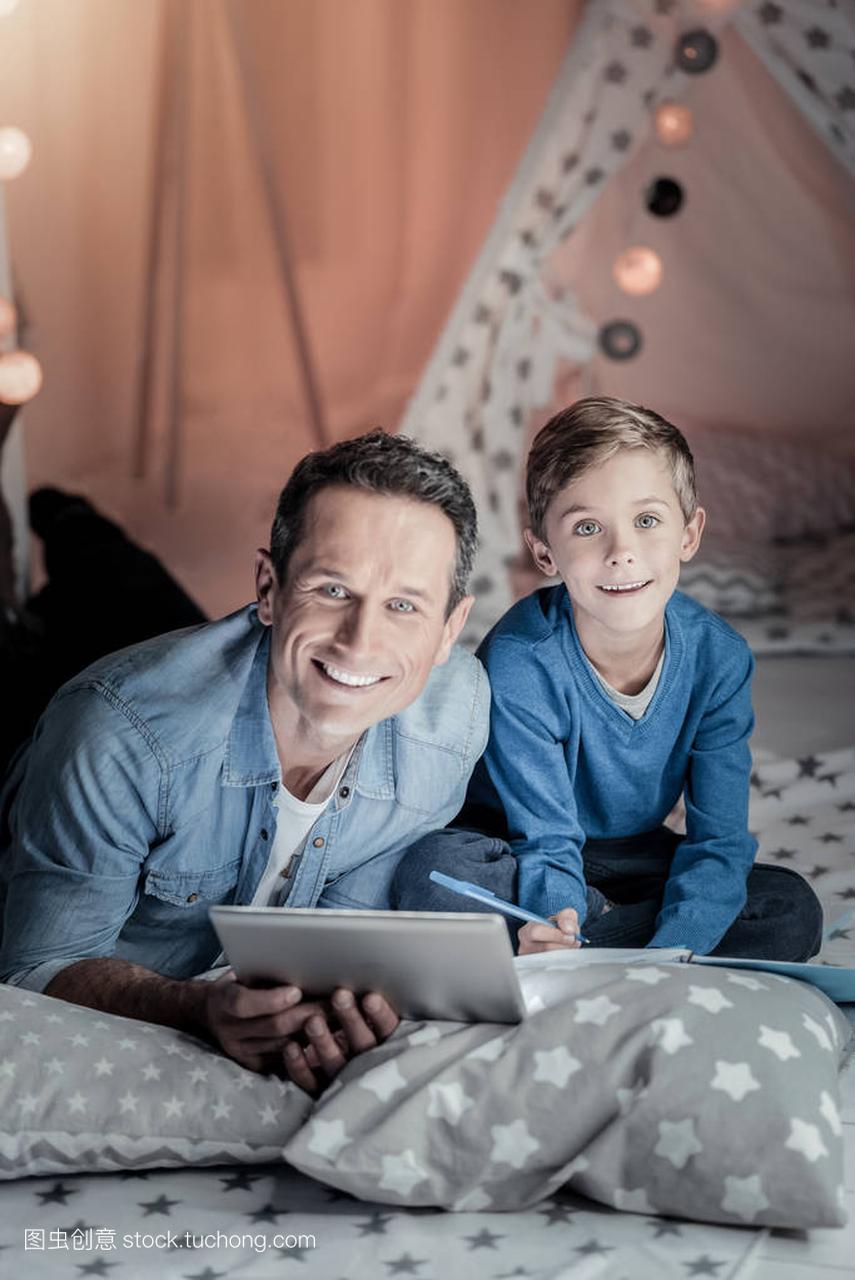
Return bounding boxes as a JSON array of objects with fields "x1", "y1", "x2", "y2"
[
  {"x1": 654, "y1": 102, "x2": 694, "y2": 147},
  {"x1": 0, "y1": 126, "x2": 32, "y2": 180},
  {"x1": 0, "y1": 351, "x2": 43, "y2": 404},
  {"x1": 612, "y1": 246, "x2": 663, "y2": 297}
]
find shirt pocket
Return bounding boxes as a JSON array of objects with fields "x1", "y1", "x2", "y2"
[{"x1": 142, "y1": 858, "x2": 242, "y2": 909}]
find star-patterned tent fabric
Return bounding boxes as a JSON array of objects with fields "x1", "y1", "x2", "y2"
[{"x1": 399, "y1": 0, "x2": 855, "y2": 643}]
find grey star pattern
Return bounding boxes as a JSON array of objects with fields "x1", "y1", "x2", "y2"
[
  {"x1": 275, "y1": 1244, "x2": 312, "y2": 1262},
  {"x1": 184, "y1": 1271, "x2": 227, "y2": 1280},
  {"x1": 451, "y1": 346, "x2": 470, "y2": 366},
  {"x1": 604, "y1": 61, "x2": 627, "y2": 84},
  {"x1": 630, "y1": 25, "x2": 652, "y2": 49},
  {"x1": 769, "y1": 847, "x2": 796, "y2": 860},
  {"x1": 820, "y1": 832, "x2": 843, "y2": 843},
  {"x1": 838, "y1": 887, "x2": 855, "y2": 899},
  {"x1": 384, "y1": 1254, "x2": 427, "y2": 1275},
  {"x1": 540, "y1": 1201, "x2": 576, "y2": 1225},
  {"x1": 575, "y1": 1240, "x2": 614, "y2": 1256},
  {"x1": 76, "y1": 1263, "x2": 120, "y2": 1277},
  {"x1": 758, "y1": 2, "x2": 783, "y2": 23},
  {"x1": 248, "y1": 1202, "x2": 289, "y2": 1223},
  {"x1": 463, "y1": 1228, "x2": 505, "y2": 1250},
  {"x1": 561, "y1": 152, "x2": 579, "y2": 173},
  {"x1": 685, "y1": 1258, "x2": 727, "y2": 1277},
  {"x1": 829, "y1": 928, "x2": 851, "y2": 941},
  {"x1": 219, "y1": 1170, "x2": 263, "y2": 1192},
  {"x1": 655, "y1": 0, "x2": 676, "y2": 13},
  {"x1": 139, "y1": 1195, "x2": 180, "y2": 1216},
  {"x1": 805, "y1": 27, "x2": 830, "y2": 49},
  {"x1": 585, "y1": 167, "x2": 605, "y2": 185},
  {"x1": 357, "y1": 1213, "x2": 393, "y2": 1236},
  {"x1": 611, "y1": 129, "x2": 632, "y2": 151},
  {"x1": 835, "y1": 86, "x2": 855, "y2": 111},
  {"x1": 798, "y1": 756, "x2": 822, "y2": 777},
  {"x1": 807, "y1": 864, "x2": 830, "y2": 879},
  {"x1": 36, "y1": 1181, "x2": 79, "y2": 1205},
  {"x1": 787, "y1": 814, "x2": 809, "y2": 825}
]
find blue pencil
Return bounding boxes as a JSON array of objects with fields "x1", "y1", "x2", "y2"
[{"x1": 429, "y1": 870, "x2": 590, "y2": 944}]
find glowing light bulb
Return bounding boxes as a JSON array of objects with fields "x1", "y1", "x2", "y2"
[
  {"x1": 0, "y1": 350, "x2": 43, "y2": 404},
  {"x1": 0, "y1": 296, "x2": 16, "y2": 339},
  {"x1": 655, "y1": 102, "x2": 694, "y2": 147},
  {"x1": 612, "y1": 247, "x2": 663, "y2": 297},
  {"x1": 0, "y1": 126, "x2": 32, "y2": 180}
]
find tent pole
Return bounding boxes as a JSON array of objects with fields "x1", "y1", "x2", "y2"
[
  {"x1": 131, "y1": 0, "x2": 180, "y2": 481},
  {"x1": 163, "y1": 0, "x2": 190, "y2": 508},
  {"x1": 223, "y1": 0, "x2": 329, "y2": 449}
]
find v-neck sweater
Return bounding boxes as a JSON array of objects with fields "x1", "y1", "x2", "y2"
[{"x1": 466, "y1": 585, "x2": 757, "y2": 954}]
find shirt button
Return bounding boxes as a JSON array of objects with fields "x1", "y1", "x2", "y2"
[
  {"x1": 339, "y1": 786, "x2": 350, "y2": 799},
  {"x1": 260, "y1": 828, "x2": 269, "y2": 841},
  {"x1": 186, "y1": 892, "x2": 199, "y2": 904},
  {"x1": 312, "y1": 836, "x2": 325, "y2": 848}
]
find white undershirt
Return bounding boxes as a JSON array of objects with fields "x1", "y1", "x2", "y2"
[
  {"x1": 588, "y1": 648, "x2": 665, "y2": 721},
  {"x1": 251, "y1": 748, "x2": 353, "y2": 907}
]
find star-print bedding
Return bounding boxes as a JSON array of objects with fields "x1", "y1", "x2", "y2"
[{"x1": 2, "y1": 746, "x2": 855, "y2": 1278}]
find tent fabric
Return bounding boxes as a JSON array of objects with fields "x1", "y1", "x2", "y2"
[
  {"x1": 401, "y1": 0, "x2": 855, "y2": 643},
  {"x1": 735, "y1": 0, "x2": 855, "y2": 178}
]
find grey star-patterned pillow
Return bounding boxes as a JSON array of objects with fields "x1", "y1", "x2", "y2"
[
  {"x1": 0, "y1": 984, "x2": 312, "y2": 1178},
  {"x1": 285, "y1": 960, "x2": 851, "y2": 1230}
]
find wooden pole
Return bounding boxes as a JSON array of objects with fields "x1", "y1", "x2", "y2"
[{"x1": 224, "y1": 0, "x2": 329, "y2": 449}]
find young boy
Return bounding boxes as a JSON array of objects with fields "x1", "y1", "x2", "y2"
[{"x1": 406, "y1": 396, "x2": 822, "y2": 960}]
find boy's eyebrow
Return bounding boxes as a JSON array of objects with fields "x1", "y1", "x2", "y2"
[{"x1": 558, "y1": 495, "x2": 672, "y2": 517}]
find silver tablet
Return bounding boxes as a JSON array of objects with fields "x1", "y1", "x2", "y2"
[{"x1": 209, "y1": 906, "x2": 526, "y2": 1024}]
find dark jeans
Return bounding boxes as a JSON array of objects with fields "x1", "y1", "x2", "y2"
[{"x1": 391, "y1": 827, "x2": 824, "y2": 962}]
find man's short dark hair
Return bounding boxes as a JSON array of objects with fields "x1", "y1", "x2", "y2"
[{"x1": 270, "y1": 430, "x2": 477, "y2": 614}]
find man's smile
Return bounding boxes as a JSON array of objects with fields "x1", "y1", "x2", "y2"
[{"x1": 314, "y1": 660, "x2": 387, "y2": 689}]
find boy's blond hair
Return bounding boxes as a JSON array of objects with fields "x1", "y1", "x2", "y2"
[{"x1": 526, "y1": 396, "x2": 698, "y2": 540}]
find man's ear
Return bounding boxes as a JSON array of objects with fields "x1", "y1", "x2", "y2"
[
  {"x1": 255, "y1": 549, "x2": 277, "y2": 625},
  {"x1": 434, "y1": 594, "x2": 474, "y2": 666},
  {"x1": 680, "y1": 506, "x2": 706, "y2": 563},
  {"x1": 523, "y1": 528, "x2": 559, "y2": 578}
]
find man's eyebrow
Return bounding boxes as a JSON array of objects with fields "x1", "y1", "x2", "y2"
[{"x1": 302, "y1": 567, "x2": 434, "y2": 602}]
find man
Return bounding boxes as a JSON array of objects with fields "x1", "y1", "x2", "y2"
[{"x1": 0, "y1": 432, "x2": 487, "y2": 1094}]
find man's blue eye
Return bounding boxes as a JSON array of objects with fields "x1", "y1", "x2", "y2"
[
  {"x1": 389, "y1": 600, "x2": 415, "y2": 613},
  {"x1": 323, "y1": 584, "x2": 347, "y2": 598},
  {"x1": 636, "y1": 513, "x2": 660, "y2": 529},
  {"x1": 574, "y1": 520, "x2": 600, "y2": 537}
]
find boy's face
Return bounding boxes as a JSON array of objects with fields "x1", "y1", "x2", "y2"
[{"x1": 525, "y1": 447, "x2": 705, "y2": 651}]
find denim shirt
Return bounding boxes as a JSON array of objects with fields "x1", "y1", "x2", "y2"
[{"x1": 0, "y1": 605, "x2": 489, "y2": 991}]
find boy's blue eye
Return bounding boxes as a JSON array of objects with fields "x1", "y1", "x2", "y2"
[
  {"x1": 636, "y1": 513, "x2": 660, "y2": 530},
  {"x1": 574, "y1": 520, "x2": 601, "y2": 537}
]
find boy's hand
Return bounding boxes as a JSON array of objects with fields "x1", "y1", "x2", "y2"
[{"x1": 517, "y1": 907, "x2": 583, "y2": 955}]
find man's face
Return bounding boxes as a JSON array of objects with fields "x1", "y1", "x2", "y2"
[
  {"x1": 256, "y1": 486, "x2": 472, "y2": 753},
  {"x1": 525, "y1": 447, "x2": 704, "y2": 651}
]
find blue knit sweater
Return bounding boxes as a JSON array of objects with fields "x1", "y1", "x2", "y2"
[{"x1": 467, "y1": 586, "x2": 757, "y2": 954}]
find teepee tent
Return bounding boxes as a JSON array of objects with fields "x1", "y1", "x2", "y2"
[{"x1": 400, "y1": 0, "x2": 855, "y2": 641}]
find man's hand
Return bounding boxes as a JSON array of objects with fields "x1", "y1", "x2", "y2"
[
  {"x1": 282, "y1": 988, "x2": 399, "y2": 1096},
  {"x1": 204, "y1": 972, "x2": 398, "y2": 1090},
  {"x1": 517, "y1": 906, "x2": 583, "y2": 955}
]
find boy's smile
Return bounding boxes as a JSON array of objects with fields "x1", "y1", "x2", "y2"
[{"x1": 525, "y1": 447, "x2": 705, "y2": 672}]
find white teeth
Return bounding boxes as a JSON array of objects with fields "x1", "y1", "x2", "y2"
[
  {"x1": 322, "y1": 663, "x2": 383, "y2": 687},
  {"x1": 600, "y1": 581, "x2": 648, "y2": 593}
]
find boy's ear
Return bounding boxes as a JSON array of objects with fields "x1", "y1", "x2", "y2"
[
  {"x1": 679, "y1": 506, "x2": 706, "y2": 563},
  {"x1": 524, "y1": 528, "x2": 560, "y2": 578}
]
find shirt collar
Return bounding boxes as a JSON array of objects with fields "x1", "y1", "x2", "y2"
[{"x1": 223, "y1": 621, "x2": 281, "y2": 787}]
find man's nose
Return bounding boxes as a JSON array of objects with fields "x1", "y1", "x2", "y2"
[{"x1": 335, "y1": 600, "x2": 381, "y2": 654}]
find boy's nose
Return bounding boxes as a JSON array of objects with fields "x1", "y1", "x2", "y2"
[{"x1": 606, "y1": 540, "x2": 636, "y2": 566}]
